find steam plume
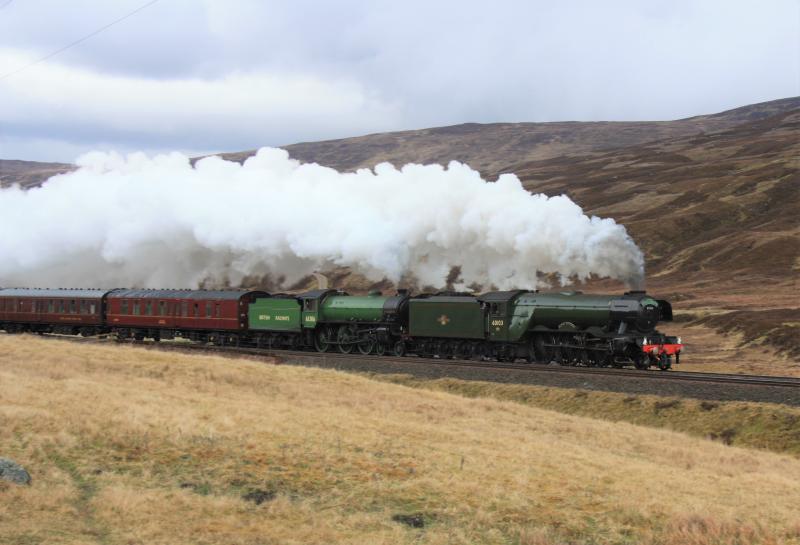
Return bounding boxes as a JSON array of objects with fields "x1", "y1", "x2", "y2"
[{"x1": 0, "y1": 148, "x2": 644, "y2": 290}]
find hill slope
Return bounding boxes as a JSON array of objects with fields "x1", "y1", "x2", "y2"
[
  {"x1": 3, "y1": 97, "x2": 797, "y2": 187},
  {"x1": 223, "y1": 96, "x2": 800, "y2": 174},
  {"x1": 0, "y1": 159, "x2": 74, "y2": 189}
]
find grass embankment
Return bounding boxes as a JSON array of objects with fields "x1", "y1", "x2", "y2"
[
  {"x1": 1, "y1": 335, "x2": 800, "y2": 545},
  {"x1": 375, "y1": 375, "x2": 800, "y2": 457}
]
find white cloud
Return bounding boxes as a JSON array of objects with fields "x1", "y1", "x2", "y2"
[
  {"x1": 0, "y1": 0, "x2": 797, "y2": 161},
  {"x1": 0, "y1": 47, "x2": 399, "y2": 160}
]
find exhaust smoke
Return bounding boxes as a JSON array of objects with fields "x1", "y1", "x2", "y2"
[{"x1": 0, "y1": 148, "x2": 645, "y2": 290}]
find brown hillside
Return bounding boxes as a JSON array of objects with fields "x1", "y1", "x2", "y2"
[
  {"x1": 514, "y1": 109, "x2": 799, "y2": 285},
  {"x1": 222, "y1": 96, "x2": 800, "y2": 174},
  {"x1": 3, "y1": 97, "x2": 797, "y2": 189},
  {"x1": 0, "y1": 159, "x2": 74, "y2": 189}
]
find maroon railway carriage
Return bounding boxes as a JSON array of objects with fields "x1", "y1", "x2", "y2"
[
  {"x1": 106, "y1": 289, "x2": 267, "y2": 343},
  {"x1": 0, "y1": 288, "x2": 114, "y2": 335}
]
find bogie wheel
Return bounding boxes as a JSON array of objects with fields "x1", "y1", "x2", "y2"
[
  {"x1": 374, "y1": 342, "x2": 386, "y2": 356},
  {"x1": 392, "y1": 340, "x2": 406, "y2": 357},
  {"x1": 337, "y1": 326, "x2": 355, "y2": 354}
]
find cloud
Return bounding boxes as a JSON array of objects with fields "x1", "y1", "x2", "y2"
[
  {"x1": 0, "y1": 47, "x2": 399, "y2": 159},
  {"x1": 0, "y1": 0, "x2": 797, "y2": 161}
]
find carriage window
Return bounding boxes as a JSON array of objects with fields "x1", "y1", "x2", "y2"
[
  {"x1": 121, "y1": 300, "x2": 129, "y2": 314},
  {"x1": 70, "y1": 300, "x2": 76, "y2": 314},
  {"x1": 145, "y1": 301, "x2": 153, "y2": 316},
  {"x1": 193, "y1": 303, "x2": 199, "y2": 317},
  {"x1": 181, "y1": 302, "x2": 188, "y2": 317},
  {"x1": 80, "y1": 300, "x2": 87, "y2": 314},
  {"x1": 48, "y1": 300, "x2": 54, "y2": 313},
  {"x1": 159, "y1": 301, "x2": 166, "y2": 316},
  {"x1": 216, "y1": 303, "x2": 221, "y2": 318},
  {"x1": 90, "y1": 303, "x2": 96, "y2": 315},
  {"x1": 133, "y1": 302, "x2": 140, "y2": 315},
  {"x1": 58, "y1": 300, "x2": 64, "y2": 313},
  {"x1": 206, "y1": 302, "x2": 213, "y2": 318}
]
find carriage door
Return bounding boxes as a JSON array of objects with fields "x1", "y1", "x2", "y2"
[{"x1": 487, "y1": 302, "x2": 509, "y2": 342}]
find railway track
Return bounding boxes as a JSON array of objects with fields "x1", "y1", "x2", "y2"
[{"x1": 23, "y1": 332, "x2": 800, "y2": 391}]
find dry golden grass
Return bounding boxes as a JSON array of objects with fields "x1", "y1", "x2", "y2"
[
  {"x1": 668, "y1": 319, "x2": 800, "y2": 377},
  {"x1": 375, "y1": 375, "x2": 800, "y2": 457},
  {"x1": 2, "y1": 334, "x2": 800, "y2": 545}
]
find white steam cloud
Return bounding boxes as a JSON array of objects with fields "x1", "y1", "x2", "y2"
[{"x1": 0, "y1": 148, "x2": 644, "y2": 290}]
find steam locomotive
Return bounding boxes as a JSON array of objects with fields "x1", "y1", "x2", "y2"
[{"x1": 0, "y1": 287, "x2": 682, "y2": 369}]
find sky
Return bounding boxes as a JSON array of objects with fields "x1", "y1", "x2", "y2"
[{"x1": 0, "y1": 0, "x2": 798, "y2": 163}]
